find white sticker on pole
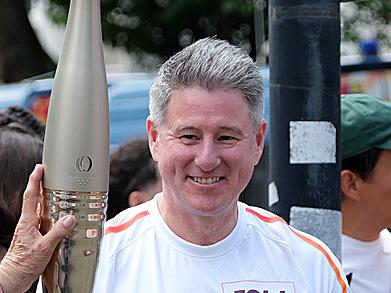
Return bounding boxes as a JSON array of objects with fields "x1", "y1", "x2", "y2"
[
  {"x1": 289, "y1": 121, "x2": 336, "y2": 164},
  {"x1": 268, "y1": 181, "x2": 279, "y2": 207}
]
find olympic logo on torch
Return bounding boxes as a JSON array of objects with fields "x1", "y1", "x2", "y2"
[{"x1": 76, "y1": 155, "x2": 93, "y2": 172}]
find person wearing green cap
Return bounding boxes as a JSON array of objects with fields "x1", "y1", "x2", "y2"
[{"x1": 340, "y1": 94, "x2": 391, "y2": 293}]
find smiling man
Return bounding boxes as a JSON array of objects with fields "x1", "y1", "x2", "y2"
[{"x1": 93, "y1": 38, "x2": 350, "y2": 293}]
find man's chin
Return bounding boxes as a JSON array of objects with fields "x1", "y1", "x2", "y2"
[{"x1": 186, "y1": 199, "x2": 235, "y2": 218}]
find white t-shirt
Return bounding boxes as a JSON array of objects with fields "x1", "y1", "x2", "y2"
[
  {"x1": 342, "y1": 229, "x2": 391, "y2": 293},
  {"x1": 93, "y1": 195, "x2": 350, "y2": 293}
]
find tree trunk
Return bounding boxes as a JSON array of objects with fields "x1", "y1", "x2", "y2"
[{"x1": 0, "y1": 0, "x2": 55, "y2": 83}]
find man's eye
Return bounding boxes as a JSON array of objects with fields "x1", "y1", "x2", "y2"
[
  {"x1": 180, "y1": 135, "x2": 198, "y2": 143},
  {"x1": 218, "y1": 136, "x2": 238, "y2": 143}
]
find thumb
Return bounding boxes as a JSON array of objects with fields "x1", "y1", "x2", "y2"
[{"x1": 43, "y1": 215, "x2": 77, "y2": 247}]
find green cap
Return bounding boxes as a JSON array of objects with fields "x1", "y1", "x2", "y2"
[{"x1": 341, "y1": 94, "x2": 391, "y2": 159}]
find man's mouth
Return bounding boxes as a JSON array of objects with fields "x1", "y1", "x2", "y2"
[{"x1": 191, "y1": 176, "x2": 222, "y2": 185}]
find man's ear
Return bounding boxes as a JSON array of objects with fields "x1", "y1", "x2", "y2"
[
  {"x1": 340, "y1": 170, "x2": 362, "y2": 201},
  {"x1": 254, "y1": 119, "x2": 267, "y2": 165},
  {"x1": 128, "y1": 191, "x2": 152, "y2": 207},
  {"x1": 146, "y1": 116, "x2": 159, "y2": 161}
]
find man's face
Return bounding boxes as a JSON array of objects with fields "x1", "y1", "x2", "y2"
[
  {"x1": 359, "y1": 149, "x2": 391, "y2": 227},
  {"x1": 147, "y1": 86, "x2": 266, "y2": 218}
]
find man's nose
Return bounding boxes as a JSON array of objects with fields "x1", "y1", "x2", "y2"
[{"x1": 194, "y1": 140, "x2": 221, "y2": 172}]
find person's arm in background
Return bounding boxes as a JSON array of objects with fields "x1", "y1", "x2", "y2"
[{"x1": 0, "y1": 165, "x2": 76, "y2": 293}]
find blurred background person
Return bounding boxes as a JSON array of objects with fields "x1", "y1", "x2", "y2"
[
  {"x1": 0, "y1": 106, "x2": 45, "y2": 292},
  {"x1": 107, "y1": 138, "x2": 161, "y2": 220},
  {"x1": 340, "y1": 94, "x2": 391, "y2": 292}
]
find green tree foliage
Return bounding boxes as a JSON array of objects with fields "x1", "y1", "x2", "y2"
[
  {"x1": 46, "y1": 0, "x2": 266, "y2": 61},
  {"x1": 46, "y1": 0, "x2": 390, "y2": 61},
  {"x1": 341, "y1": 0, "x2": 391, "y2": 51}
]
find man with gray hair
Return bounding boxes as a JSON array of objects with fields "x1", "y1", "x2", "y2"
[{"x1": 93, "y1": 38, "x2": 350, "y2": 293}]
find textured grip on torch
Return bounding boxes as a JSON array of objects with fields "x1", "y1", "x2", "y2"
[{"x1": 41, "y1": 189, "x2": 107, "y2": 293}]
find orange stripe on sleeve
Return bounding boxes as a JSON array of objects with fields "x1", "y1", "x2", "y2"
[
  {"x1": 105, "y1": 210, "x2": 150, "y2": 235},
  {"x1": 291, "y1": 228, "x2": 347, "y2": 293},
  {"x1": 245, "y1": 208, "x2": 347, "y2": 293},
  {"x1": 246, "y1": 207, "x2": 288, "y2": 224}
]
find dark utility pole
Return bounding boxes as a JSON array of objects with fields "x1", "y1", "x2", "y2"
[{"x1": 268, "y1": 0, "x2": 342, "y2": 258}]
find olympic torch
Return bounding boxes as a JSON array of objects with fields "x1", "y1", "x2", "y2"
[{"x1": 40, "y1": 0, "x2": 109, "y2": 292}]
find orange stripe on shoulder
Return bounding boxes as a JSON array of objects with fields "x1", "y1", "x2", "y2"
[
  {"x1": 245, "y1": 207, "x2": 287, "y2": 224},
  {"x1": 105, "y1": 210, "x2": 150, "y2": 235},
  {"x1": 245, "y1": 207, "x2": 347, "y2": 293},
  {"x1": 290, "y1": 228, "x2": 347, "y2": 293}
]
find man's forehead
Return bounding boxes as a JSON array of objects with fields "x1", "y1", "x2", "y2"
[
  {"x1": 167, "y1": 89, "x2": 249, "y2": 110},
  {"x1": 171, "y1": 123, "x2": 244, "y2": 134}
]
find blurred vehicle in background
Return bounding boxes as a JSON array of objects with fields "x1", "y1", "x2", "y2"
[
  {"x1": 341, "y1": 40, "x2": 391, "y2": 102},
  {"x1": 106, "y1": 76, "x2": 153, "y2": 146},
  {"x1": 0, "y1": 73, "x2": 154, "y2": 148}
]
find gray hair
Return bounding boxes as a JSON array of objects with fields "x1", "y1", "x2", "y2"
[{"x1": 149, "y1": 37, "x2": 264, "y2": 129}]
